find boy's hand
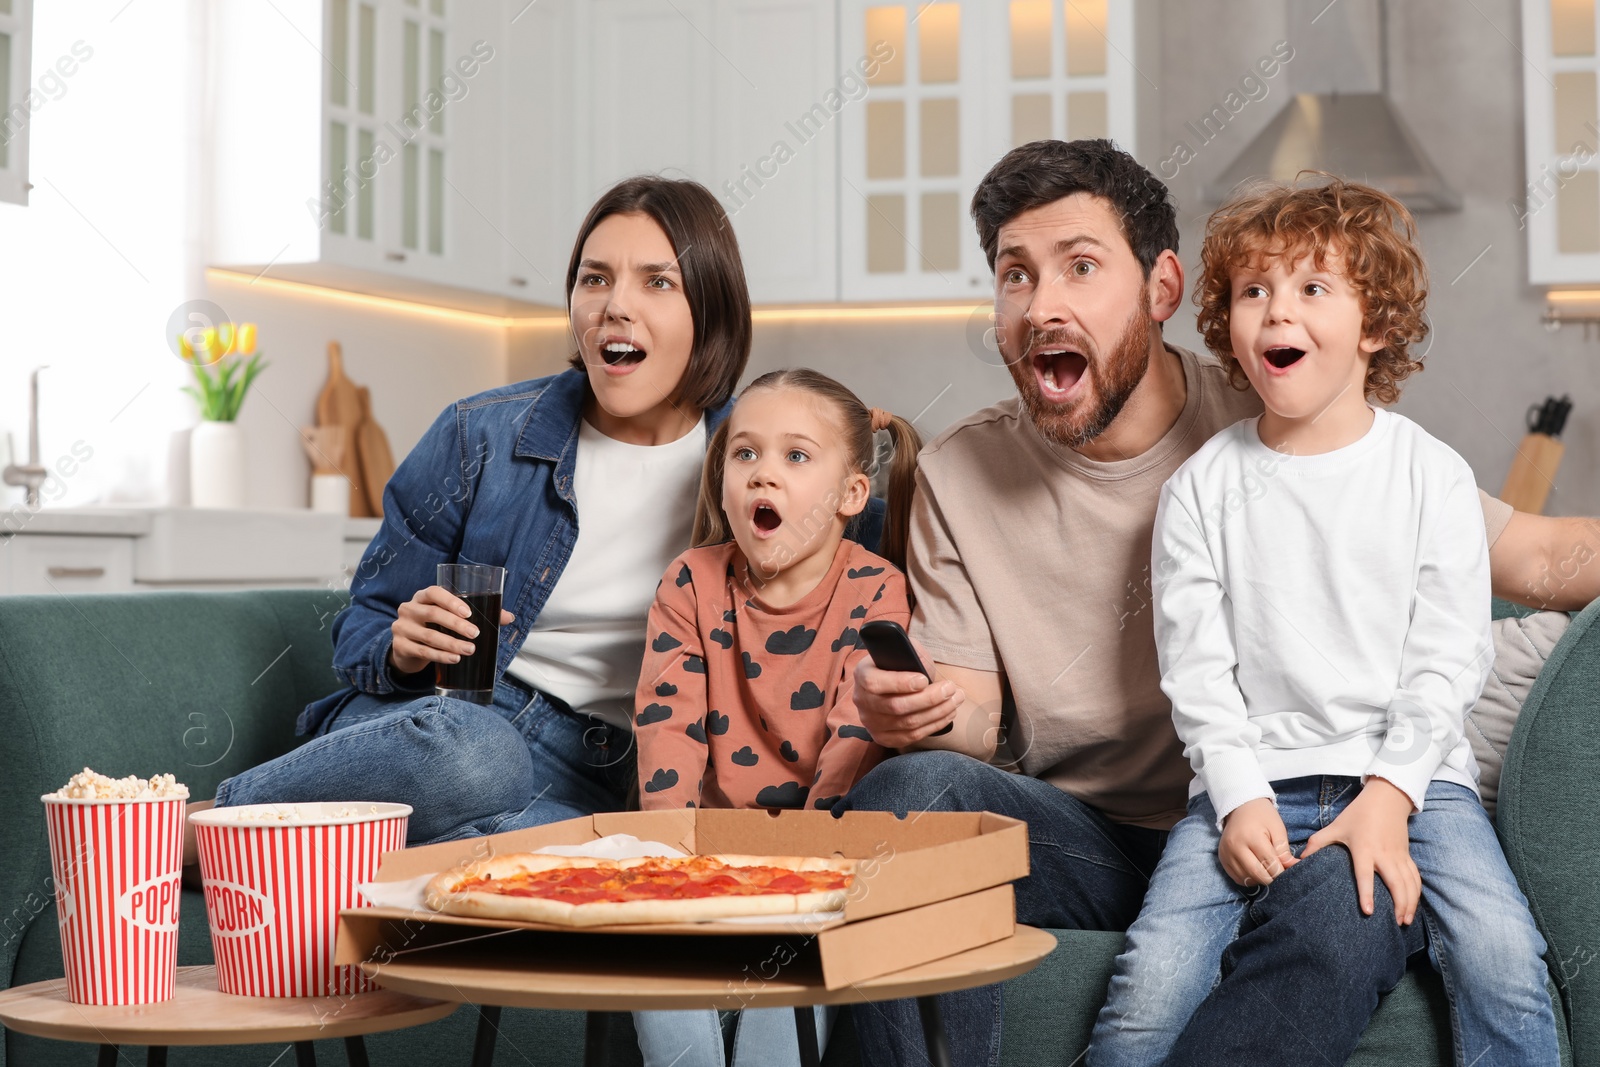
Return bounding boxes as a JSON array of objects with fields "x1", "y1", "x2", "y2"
[
  {"x1": 1301, "y1": 777, "x2": 1419, "y2": 925},
  {"x1": 1219, "y1": 798, "x2": 1298, "y2": 888}
]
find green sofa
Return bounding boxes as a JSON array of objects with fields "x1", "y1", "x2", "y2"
[{"x1": 0, "y1": 588, "x2": 1592, "y2": 1066}]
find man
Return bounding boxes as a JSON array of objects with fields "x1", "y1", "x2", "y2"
[{"x1": 842, "y1": 139, "x2": 1598, "y2": 1066}]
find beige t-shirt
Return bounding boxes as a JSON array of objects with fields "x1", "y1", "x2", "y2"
[{"x1": 910, "y1": 344, "x2": 1512, "y2": 830}]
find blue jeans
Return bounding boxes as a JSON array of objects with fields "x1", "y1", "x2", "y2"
[
  {"x1": 633, "y1": 1006, "x2": 834, "y2": 1067},
  {"x1": 835, "y1": 752, "x2": 1168, "y2": 1067},
  {"x1": 1088, "y1": 776, "x2": 1559, "y2": 1067},
  {"x1": 215, "y1": 675, "x2": 635, "y2": 844}
]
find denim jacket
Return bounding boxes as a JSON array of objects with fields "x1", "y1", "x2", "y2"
[{"x1": 300, "y1": 369, "x2": 885, "y2": 735}]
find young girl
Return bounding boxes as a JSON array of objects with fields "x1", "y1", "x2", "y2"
[{"x1": 630, "y1": 369, "x2": 921, "y2": 1067}]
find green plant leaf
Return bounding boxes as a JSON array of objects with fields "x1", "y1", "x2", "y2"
[
  {"x1": 234, "y1": 353, "x2": 267, "y2": 420},
  {"x1": 189, "y1": 358, "x2": 231, "y2": 420}
]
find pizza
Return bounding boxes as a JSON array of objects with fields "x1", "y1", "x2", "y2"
[{"x1": 423, "y1": 852, "x2": 857, "y2": 927}]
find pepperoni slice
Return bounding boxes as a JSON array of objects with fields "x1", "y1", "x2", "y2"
[{"x1": 766, "y1": 873, "x2": 808, "y2": 892}]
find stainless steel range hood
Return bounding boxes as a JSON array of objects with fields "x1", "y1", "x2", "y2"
[{"x1": 1203, "y1": 0, "x2": 1461, "y2": 212}]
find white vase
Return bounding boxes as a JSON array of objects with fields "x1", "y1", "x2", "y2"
[{"x1": 190, "y1": 420, "x2": 245, "y2": 509}]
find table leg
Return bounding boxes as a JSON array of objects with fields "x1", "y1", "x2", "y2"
[
  {"x1": 471, "y1": 1005, "x2": 501, "y2": 1067},
  {"x1": 583, "y1": 1011, "x2": 607, "y2": 1067},
  {"x1": 917, "y1": 996, "x2": 952, "y2": 1067},
  {"x1": 294, "y1": 1040, "x2": 317, "y2": 1066},
  {"x1": 794, "y1": 1006, "x2": 821, "y2": 1067},
  {"x1": 147, "y1": 1047, "x2": 168, "y2": 1067},
  {"x1": 343, "y1": 1035, "x2": 371, "y2": 1067},
  {"x1": 96, "y1": 1047, "x2": 117, "y2": 1067}
]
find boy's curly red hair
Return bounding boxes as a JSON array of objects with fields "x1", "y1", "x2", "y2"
[{"x1": 1194, "y1": 174, "x2": 1429, "y2": 406}]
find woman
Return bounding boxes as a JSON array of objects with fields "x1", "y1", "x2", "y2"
[{"x1": 208, "y1": 177, "x2": 781, "y2": 843}]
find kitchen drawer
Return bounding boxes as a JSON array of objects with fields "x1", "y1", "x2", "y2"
[{"x1": 1, "y1": 534, "x2": 135, "y2": 595}]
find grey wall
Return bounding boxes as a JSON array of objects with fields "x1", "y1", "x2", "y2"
[{"x1": 739, "y1": 0, "x2": 1600, "y2": 518}]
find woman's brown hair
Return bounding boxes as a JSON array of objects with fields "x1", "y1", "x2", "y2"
[
  {"x1": 691, "y1": 369, "x2": 923, "y2": 573},
  {"x1": 1194, "y1": 173, "x2": 1428, "y2": 405},
  {"x1": 565, "y1": 176, "x2": 751, "y2": 412}
]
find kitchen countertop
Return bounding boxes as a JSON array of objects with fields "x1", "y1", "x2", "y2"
[
  {"x1": 4, "y1": 507, "x2": 156, "y2": 537},
  {"x1": 3, "y1": 506, "x2": 384, "y2": 585},
  {"x1": 5, "y1": 507, "x2": 383, "y2": 540}
]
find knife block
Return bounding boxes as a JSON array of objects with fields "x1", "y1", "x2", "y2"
[{"x1": 1499, "y1": 433, "x2": 1565, "y2": 514}]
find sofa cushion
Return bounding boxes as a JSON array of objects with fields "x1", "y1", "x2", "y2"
[
  {"x1": 1469, "y1": 610, "x2": 1572, "y2": 818},
  {"x1": 1499, "y1": 596, "x2": 1600, "y2": 1067}
]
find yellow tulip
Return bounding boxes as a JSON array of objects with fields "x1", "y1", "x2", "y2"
[
  {"x1": 216, "y1": 322, "x2": 236, "y2": 356},
  {"x1": 236, "y1": 322, "x2": 258, "y2": 357},
  {"x1": 202, "y1": 327, "x2": 224, "y2": 365},
  {"x1": 177, "y1": 332, "x2": 195, "y2": 362}
]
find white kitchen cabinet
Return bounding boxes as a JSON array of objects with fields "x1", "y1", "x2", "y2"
[
  {"x1": 579, "y1": 0, "x2": 717, "y2": 196},
  {"x1": 838, "y1": 0, "x2": 989, "y2": 301},
  {"x1": 984, "y1": 0, "x2": 1136, "y2": 158},
  {"x1": 838, "y1": 0, "x2": 1139, "y2": 301},
  {"x1": 568, "y1": 0, "x2": 840, "y2": 305},
  {"x1": 0, "y1": 535, "x2": 134, "y2": 596},
  {"x1": 208, "y1": 0, "x2": 514, "y2": 306},
  {"x1": 500, "y1": 0, "x2": 576, "y2": 305},
  {"x1": 1521, "y1": 0, "x2": 1600, "y2": 284},
  {"x1": 711, "y1": 0, "x2": 840, "y2": 303},
  {"x1": 0, "y1": 510, "x2": 373, "y2": 596},
  {"x1": 206, "y1": 0, "x2": 1141, "y2": 308}
]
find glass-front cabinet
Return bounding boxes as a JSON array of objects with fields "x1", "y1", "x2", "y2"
[
  {"x1": 997, "y1": 0, "x2": 1128, "y2": 150},
  {"x1": 1522, "y1": 0, "x2": 1600, "y2": 283},
  {"x1": 209, "y1": 0, "x2": 506, "y2": 303},
  {"x1": 839, "y1": 0, "x2": 1138, "y2": 301}
]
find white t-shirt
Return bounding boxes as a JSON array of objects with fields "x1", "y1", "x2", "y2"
[
  {"x1": 1152, "y1": 408, "x2": 1492, "y2": 825},
  {"x1": 506, "y1": 417, "x2": 707, "y2": 729}
]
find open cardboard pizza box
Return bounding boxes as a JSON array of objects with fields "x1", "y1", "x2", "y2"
[{"x1": 336, "y1": 807, "x2": 1027, "y2": 989}]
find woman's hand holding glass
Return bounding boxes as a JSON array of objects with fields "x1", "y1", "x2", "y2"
[{"x1": 389, "y1": 585, "x2": 515, "y2": 676}]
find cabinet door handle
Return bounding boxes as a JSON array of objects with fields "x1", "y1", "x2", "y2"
[
  {"x1": 386, "y1": 251, "x2": 407, "y2": 262},
  {"x1": 47, "y1": 566, "x2": 106, "y2": 579},
  {"x1": 509, "y1": 276, "x2": 529, "y2": 287}
]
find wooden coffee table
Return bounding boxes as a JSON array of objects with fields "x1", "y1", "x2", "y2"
[
  {"x1": 361, "y1": 925, "x2": 1057, "y2": 1067},
  {"x1": 0, "y1": 965, "x2": 458, "y2": 1066}
]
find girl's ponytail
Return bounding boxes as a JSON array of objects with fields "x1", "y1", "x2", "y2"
[{"x1": 876, "y1": 414, "x2": 922, "y2": 574}]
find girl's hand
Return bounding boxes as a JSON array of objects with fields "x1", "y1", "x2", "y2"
[
  {"x1": 1219, "y1": 798, "x2": 1298, "y2": 888},
  {"x1": 389, "y1": 585, "x2": 514, "y2": 676},
  {"x1": 1301, "y1": 777, "x2": 1420, "y2": 925}
]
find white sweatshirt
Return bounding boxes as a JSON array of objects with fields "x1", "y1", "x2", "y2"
[{"x1": 1152, "y1": 408, "x2": 1492, "y2": 825}]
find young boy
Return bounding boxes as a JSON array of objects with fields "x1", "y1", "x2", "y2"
[{"x1": 1085, "y1": 177, "x2": 1559, "y2": 1067}]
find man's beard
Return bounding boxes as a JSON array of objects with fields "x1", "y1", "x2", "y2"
[{"x1": 1007, "y1": 292, "x2": 1153, "y2": 449}]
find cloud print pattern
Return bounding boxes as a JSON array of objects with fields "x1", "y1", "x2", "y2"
[{"x1": 635, "y1": 539, "x2": 909, "y2": 811}]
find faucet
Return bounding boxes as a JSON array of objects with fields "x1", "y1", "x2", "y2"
[{"x1": 4, "y1": 366, "x2": 50, "y2": 507}]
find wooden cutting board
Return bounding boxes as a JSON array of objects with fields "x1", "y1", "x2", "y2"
[
  {"x1": 314, "y1": 341, "x2": 370, "y2": 517},
  {"x1": 356, "y1": 386, "x2": 396, "y2": 516},
  {"x1": 1499, "y1": 433, "x2": 1565, "y2": 515}
]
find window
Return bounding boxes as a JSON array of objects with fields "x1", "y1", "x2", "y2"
[{"x1": 0, "y1": 0, "x2": 35, "y2": 206}]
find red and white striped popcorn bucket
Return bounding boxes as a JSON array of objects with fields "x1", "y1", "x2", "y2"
[
  {"x1": 42, "y1": 795, "x2": 186, "y2": 1005},
  {"x1": 190, "y1": 802, "x2": 410, "y2": 998}
]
